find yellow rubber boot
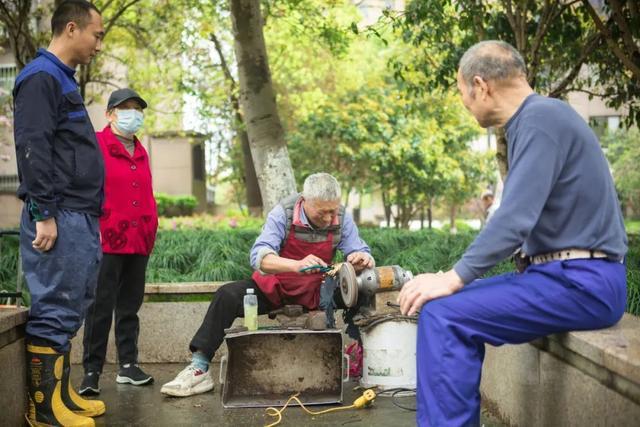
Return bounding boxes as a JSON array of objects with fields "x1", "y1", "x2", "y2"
[
  {"x1": 25, "y1": 344, "x2": 95, "y2": 427},
  {"x1": 61, "y1": 351, "x2": 106, "y2": 417}
]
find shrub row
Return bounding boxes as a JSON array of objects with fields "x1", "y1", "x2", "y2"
[
  {"x1": 154, "y1": 193, "x2": 198, "y2": 217},
  {"x1": 1, "y1": 229, "x2": 638, "y2": 315}
]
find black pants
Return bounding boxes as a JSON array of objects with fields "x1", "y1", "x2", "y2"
[
  {"x1": 189, "y1": 278, "x2": 355, "y2": 360},
  {"x1": 189, "y1": 279, "x2": 272, "y2": 360},
  {"x1": 82, "y1": 254, "x2": 149, "y2": 373}
]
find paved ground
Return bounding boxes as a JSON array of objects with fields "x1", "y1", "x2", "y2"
[{"x1": 71, "y1": 364, "x2": 503, "y2": 426}]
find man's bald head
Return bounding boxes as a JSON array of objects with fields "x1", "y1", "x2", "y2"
[{"x1": 459, "y1": 41, "x2": 527, "y2": 93}]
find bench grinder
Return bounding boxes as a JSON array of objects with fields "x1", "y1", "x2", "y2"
[{"x1": 337, "y1": 263, "x2": 414, "y2": 308}]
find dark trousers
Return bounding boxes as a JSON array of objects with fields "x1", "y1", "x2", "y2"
[
  {"x1": 82, "y1": 253, "x2": 149, "y2": 373},
  {"x1": 189, "y1": 279, "x2": 272, "y2": 360},
  {"x1": 189, "y1": 278, "x2": 353, "y2": 360},
  {"x1": 20, "y1": 207, "x2": 101, "y2": 353}
]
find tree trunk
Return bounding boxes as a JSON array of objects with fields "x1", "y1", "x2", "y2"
[
  {"x1": 428, "y1": 197, "x2": 433, "y2": 229},
  {"x1": 239, "y1": 127, "x2": 263, "y2": 216},
  {"x1": 495, "y1": 127, "x2": 508, "y2": 179},
  {"x1": 381, "y1": 190, "x2": 392, "y2": 227},
  {"x1": 210, "y1": 31, "x2": 263, "y2": 216},
  {"x1": 449, "y1": 204, "x2": 457, "y2": 234},
  {"x1": 230, "y1": 0, "x2": 297, "y2": 213}
]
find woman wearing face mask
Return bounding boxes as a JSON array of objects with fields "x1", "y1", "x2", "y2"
[{"x1": 79, "y1": 88, "x2": 158, "y2": 396}]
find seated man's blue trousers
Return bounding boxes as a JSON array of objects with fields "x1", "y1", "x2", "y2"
[
  {"x1": 20, "y1": 207, "x2": 102, "y2": 353},
  {"x1": 416, "y1": 259, "x2": 626, "y2": 427}
]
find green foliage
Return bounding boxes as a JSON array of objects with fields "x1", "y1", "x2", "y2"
[
  {"x1": 626, "y1": 221, "x2": 640, "y2": 234},
  {"x1": 602, "y1": 128, "x2": 640, "y2": 216},
  {"x1": 1, "y1": 229, "x2": 639, "y2": 315},
  {"x1": 274, "y1": 14, "x2": 491, "y2": 228},
  {"x1": 94, "y1": 0, "x2": 188, "y2": 132},
  {"x1": 0, "y1": 234, "x2": 23, "y2": 303},
  {"x1": 158, "y1": 212, "x2": 264, "y2": 231},
  {"x1": 390, "y1": 0, "x2": 638, "y2": 127},
  {"x1": 627, "y1": 234, "x2": 640, "y2": 315},
  {"x1": 147, "y1": 229, "x2": 257, "y2": 282},
  {"x1": 154, "y1": 193, "x2": 198, "y2": 217},
  {"x1": 586, "y1": 1, "x2": 640, "y2": 127},
  {"x1": 392, "y1": 1, "x2": 596, "y2": 95},
  {"x1": 146, "y1": 228, "x2": 640, "y2": 316}
]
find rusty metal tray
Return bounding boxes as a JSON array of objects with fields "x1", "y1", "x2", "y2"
[{"x1": 219, "y1": 328, "x2": 346, "y2": 408}]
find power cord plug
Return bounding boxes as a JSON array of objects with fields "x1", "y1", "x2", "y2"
[{"x1": 353, "y1": 389, "x2": 376, "y2": 408}]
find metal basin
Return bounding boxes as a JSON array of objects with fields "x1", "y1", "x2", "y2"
[{"x1": 220, "y1": 329, "x2": 345, "y2": 408}]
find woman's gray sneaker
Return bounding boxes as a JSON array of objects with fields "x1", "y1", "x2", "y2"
[
  {"x1": 78, "y1": 371, "x2": 101, "y2": 396},
  {"x1": 116, "y1": 363, "x2": 154, "y2": 386}
]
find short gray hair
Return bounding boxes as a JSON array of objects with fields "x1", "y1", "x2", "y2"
[
  {"x1": 302, "y1": 173, "x2": 341, "y2": 201},
  {"x1": 459, "y1": 40, "x2": 527, "y2": 91}
]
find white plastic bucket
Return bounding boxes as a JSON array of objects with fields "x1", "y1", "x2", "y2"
[{"x1": 359, "y1": 316, "x2": 417, "y2": 390}]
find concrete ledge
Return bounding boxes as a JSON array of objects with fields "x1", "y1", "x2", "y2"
[
  {"x1": 144, "y1": 282, "x2": 226, "y2": 295},
  {"x1": 0, "y1": 306, "x2": 28, "y2": 335},
  {"x1": 481, "y1": 313, "x2": 640, "y2": 426},
  {"x1": 547, "y1": 314, "x2": 640, "y2": 389},
  {"x1": 10, "y1": 282, "x2": 639, "y2": 424},
  {"x1": 0, "y1": 307, "x2": 28, "y2": 426},
  {"x1": 70, "y1": 302, "x2": 348, "y2": 365}
]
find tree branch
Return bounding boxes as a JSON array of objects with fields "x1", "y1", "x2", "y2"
[
  {"x1": 566, "y1": 88, "x2": 608, "y2": 98},
  {"x1": 608, "y1": 0, "x2": 640, "y2": 59},
  {"x1": 549, "y1": 32, "x2": 601, "y2": 98},
  {"x1": 103, "y1": 0, "x2": 142, "y2": 37},
  {"x1": 209, "y1": 32, "x2": 236, "y2": 88},
  {"x1": 529, "y1": 0, "x2": 558, "y2": 86},
  {"x1": 581, "y1": 0, "x2": 640, "y2": 81},
  {"x1": 503, "y1": 0, "x2": 518, "y2": 39},
  {"x1": 0, "y1": 1, "x2": 19, "y2": 29},
  {"x1": 98, "y1": 0, "x2": 118, "y2": 13},
  {"x1": 86, "y1": 79, "x2": 122, "y2": 89},
  {"x1": 471, "y1": 0, "x2": 486, "y2": 40},
  {"x1": 629, "y1": 0, "x2": 639, "y2": 22}
]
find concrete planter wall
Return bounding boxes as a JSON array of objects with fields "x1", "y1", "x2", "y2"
[
  {"x1": 0, "y1": 307, "x2": 28, "y2": 427},
  {"x1": 4, "y1": 283, "x2": 640, "y2": 425},
  {"x1": 481, "y1": 314, "x2": 640, "y2": 426}
]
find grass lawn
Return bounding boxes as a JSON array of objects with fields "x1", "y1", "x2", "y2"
[{"x1": 626, "y1": 220, "x2": 640, "y2": 234}]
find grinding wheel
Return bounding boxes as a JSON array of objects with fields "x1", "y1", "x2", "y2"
[{"x1": 339, "y1": 262, "x2": 358, "y2": 307}]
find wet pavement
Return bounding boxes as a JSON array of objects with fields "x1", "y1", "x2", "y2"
[{"x1": 71, "y1": 363, "x2": 503, "y2": 426}]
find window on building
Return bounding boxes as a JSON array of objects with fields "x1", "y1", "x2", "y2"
[
  {"x1": 589, "y1": 115, "x2": 621, "y2": 140},
  {"x1": 192, "y1": 144, "x2": 205, "y2": 181}
]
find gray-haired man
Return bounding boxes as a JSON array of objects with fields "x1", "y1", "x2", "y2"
[
  {"x1": 399, "y1": 40, "x2": 627, "y2": 426},
  {"x1": 161, "y1": 172, "x2": 374, "y2": 397}
]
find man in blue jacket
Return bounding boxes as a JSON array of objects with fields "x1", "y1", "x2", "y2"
[
  {"x1": 399, "y1": 41, "x2": 627, "y2": 426},
  {"x1": 13, "y1": 1, "x2": 106, "y2": 425}
]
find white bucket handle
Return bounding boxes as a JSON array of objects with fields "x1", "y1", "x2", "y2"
[
  {"x1": 343, "y1": 353, "x2": 350, "y2": 382},
  {"x1": 219, "y1": 355, "x2": 227, "y2": 384}
]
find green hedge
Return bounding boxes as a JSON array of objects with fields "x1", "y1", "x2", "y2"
[
  {"x1": 1, "y1": 229, "x2": 639, "y2": 315},
  {"x1": 154, "y1": 193, "x2": 198, "y2": 217},
  {"x1": 146, "y1": 228, "x2": 639, "y2": 315}
]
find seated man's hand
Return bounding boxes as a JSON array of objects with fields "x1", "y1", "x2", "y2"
[
  {"x1": 398, "y1": 269, "x2": 464, "y2": 316},
  {"x1": 346, "y1": 251, "x2": 374, "y2": 272},
  {"x1": 296, "y1": 254, "x2": 328, "y2": 274}
]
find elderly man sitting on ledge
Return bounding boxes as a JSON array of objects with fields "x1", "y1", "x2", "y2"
[{"x1": 161, "y1": 172, "x2": 374, "y2": 397}]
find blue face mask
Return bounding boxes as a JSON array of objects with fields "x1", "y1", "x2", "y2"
[{"x1": 115, "y1": 109, "x2": 144, "y2": 135}]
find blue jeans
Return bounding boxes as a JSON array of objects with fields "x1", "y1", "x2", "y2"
[
  {"x1": 416, "y1": 259, "x2": 627, "y2": 426},
  {"x1": 20, "y1": 206, "x2": 101, "y2": 352}
]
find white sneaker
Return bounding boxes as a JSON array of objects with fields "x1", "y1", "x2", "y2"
[{"x1": 160, "y1": 365, "x2": 214, "y2": 397}]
